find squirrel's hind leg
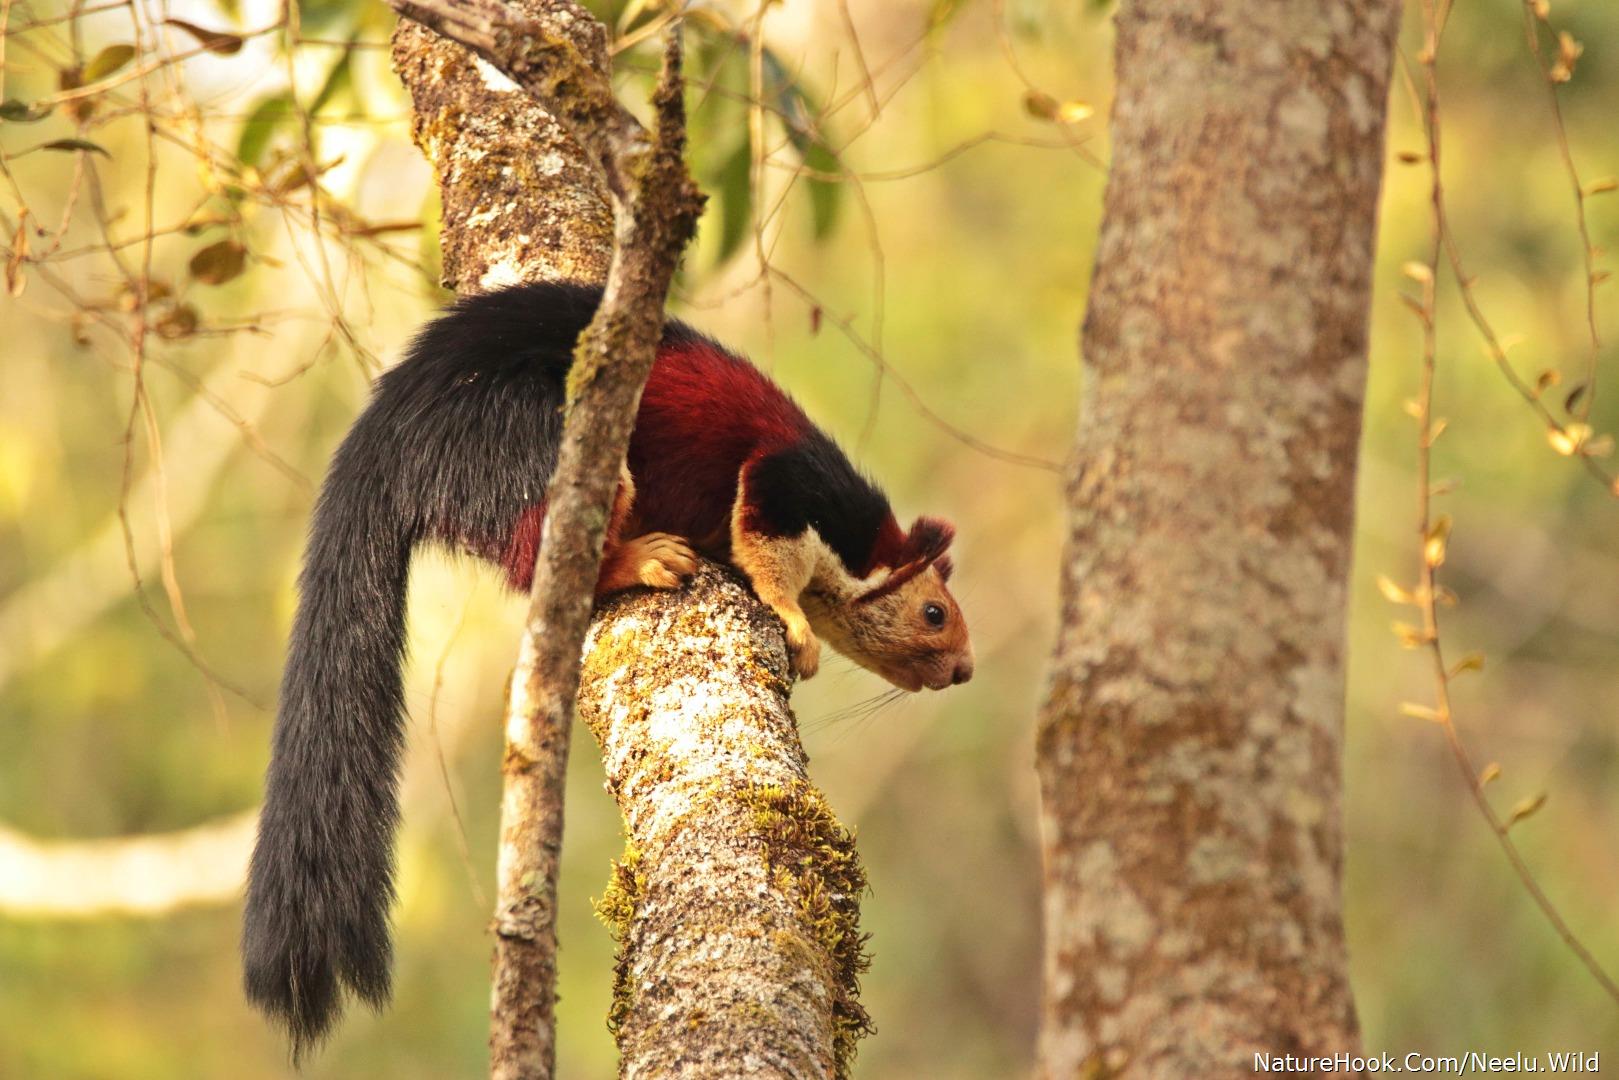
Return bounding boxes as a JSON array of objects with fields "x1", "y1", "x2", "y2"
[{"x1": 595, "y1": 466, "x2": 697, "y2": 596}]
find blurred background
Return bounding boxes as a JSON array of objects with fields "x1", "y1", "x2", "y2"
[{"x1": 1, "y1": 0, "x2": 1616, "y2": 1075}]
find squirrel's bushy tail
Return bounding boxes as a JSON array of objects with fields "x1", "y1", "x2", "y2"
[
  {"x1": 242, "y1": 407, "x2": 416, "y2": 1061},
  {"x1": 240, "y1": 282, "x2": 595, "y2": 1059}
]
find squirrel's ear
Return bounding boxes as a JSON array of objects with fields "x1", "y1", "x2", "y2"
[
  {"x1": 934, "y1": 554, "x2": 954, "y2": 583},
  {"x1": 903, "y1": 516, "x2": 955, "y2": 564},
  {"x1": 855, "y1": 517, "x2": 956, "y2": 604}
]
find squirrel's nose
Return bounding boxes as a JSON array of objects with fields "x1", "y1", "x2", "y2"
[{"x1": 951, "y1": 661, "x2": 974, "y2": 685}]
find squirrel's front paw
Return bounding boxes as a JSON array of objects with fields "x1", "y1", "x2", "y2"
[{"x1": 786, "y1": 620, "x2": 820, "y2": 680}]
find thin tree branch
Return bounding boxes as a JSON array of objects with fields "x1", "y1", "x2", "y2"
[{"x1": 579, "y1": 564, "x2": 872, "y2": 1078}]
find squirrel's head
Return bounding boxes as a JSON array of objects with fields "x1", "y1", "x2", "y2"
[{"x1": 805, "y1": 516, "x2": 973, "y2": 692}]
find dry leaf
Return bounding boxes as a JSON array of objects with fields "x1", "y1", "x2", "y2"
[
  {"x1": 6, "y1": 213, "x2": 29, "y2": 298},
  {"x1": 0, "y1": 98, "x2": 53, "y2": 123},
  {"x1": 83, "y1": 43, "x2": 137, "y2": 83},
  {"x1": 1507, "y1": 793, "x2": 1547, "y2": 828},
  {"x1": 1547, "y1": 423, "x2": 1590, "y2": 456},
  {"x1": 154, "y1": 303, "x2": 199, "y2": 339},
  {"x1": 1056, "y1": 101, "x2": 1094, "y2": 124},
  {"x1": 163, "y1": 18, "x2": 245, "y2": 55},
  {"x1": 40, "y1": 138, "x2": 111, "y2": 158},
  {"x1": 1424, "y1": 514, "x2": 1451, "y2": 568},
  {"x1": 1022, "y1": 90, "x2": 1059, "y2": 121},
  {"x1": 1377, "y1": 575, "x2": 1413, "y2": 605},
  {"x1": 188, "y1": 239, "x2": 247, "y2": 285},
  {"x1": 1392, "y1": 621, "x2": 1429, "y2": 649},
  {"x1": 1549, "y1": 31, "x2": 1582, "y2": 82}
]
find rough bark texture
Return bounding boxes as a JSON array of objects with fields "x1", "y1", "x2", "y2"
[
  {"x1": 1036, "y1": 1, "x2": 1402, "y2": 1076},
  {"x1": 579, "y1": 564, "x2": 871, "y2": 1080},
  {"x1": 392, "y1": 0, "x2": 612, "y2": 293}
]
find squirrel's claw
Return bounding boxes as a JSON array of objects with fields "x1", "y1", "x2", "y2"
[
  {"x1": 631, "y1": 532, "x2": 697, "y2": 589},
  {"x1": 784, "y1": 617, "x2": 820, "y2": 680}
]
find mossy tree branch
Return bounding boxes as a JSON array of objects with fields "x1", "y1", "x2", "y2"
[
  {"x1": 388, "y1": 2, "x2": 703, "y2": 1077},
  {"x1": 579, "y1": 564, "x2": 872, "y2": 1079}
]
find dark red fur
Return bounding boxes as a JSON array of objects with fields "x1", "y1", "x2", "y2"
[
  {"x1": 864, "y1": 516, "x2": 911, "y2": 576},
  {"x1": 626, "y1": 340, "x2": 811, "y2": 551},
  {"x1": 501, "y1": 503, "x2": 548, "y2": 592},
  {"x1": 496, "y1": 338, "x2": 936, "y2": 585}
]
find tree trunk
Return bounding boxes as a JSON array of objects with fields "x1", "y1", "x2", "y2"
[
  {"x1": 1036, "y1": 1, "x2": 1402, "y2": 1076},
  {"x1": 392, "y1": 0, "x2": 612, "y2": 293},
  {"x1": 578, "y1": 564, "x2": 871, "y2": 1079}
]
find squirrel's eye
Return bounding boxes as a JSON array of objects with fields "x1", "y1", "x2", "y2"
[{"x1": 922, "y1": 602, "x2": 947, "y2": 628}]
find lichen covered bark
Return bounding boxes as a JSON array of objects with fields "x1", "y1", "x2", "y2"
[
  {"x1": 579, "y1": 564, "x2": 871, "y2": 1079},
  {"x1": 391, "y1": 0, "x2": 612, "y2": 293},
  {"x1": 1037, "y1": 1, "x2": 1402, "y2": 1075}
]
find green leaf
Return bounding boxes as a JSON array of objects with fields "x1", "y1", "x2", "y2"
[
  {"x1": 802, "y1": 140, "x2": 840, "y2": 240},
  {"x1": 236, "y1": 93, "x2": 295, "y2": 171},
  {"x1": 762, "y1": 49, "x2": 809, "y2": 152},
  {"x1": 761, "y1": 48, "x2": 843, "y2": 242},
  {"x1": 83, "y1": 43, "x2": 137, "y2": 83},
  {"x1": 163, "y1": 18, "x2": 244, "y2": 55},
  {"x1": 616, "y1": 0, "x2": 661, "y2": 33},
  {"x1": 40, "y1": 138, "x2": 111, "y2": 157},
  {"x1": 294, "y1": 0, "x2": 358, "y2": 38},
  {"x1": 310, "y1": 46, "x2": 355, "y2": 115},
  {"x1": 188, "y1": 239, "x2": 248, "y2": 285},
  {"x1": 0, "y1": 99, "x2": 54, "y2": 123},
  {"x1": 712, "y1": 137, "x2": 752, "y2": 267}
]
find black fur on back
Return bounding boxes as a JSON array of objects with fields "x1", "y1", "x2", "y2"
[
  {"x1": 243, "y1": 282, "x2": 617, "y2": 1059},
  {"x1": 746, "y1": 430, "x2": 894, "y2": 575}
]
